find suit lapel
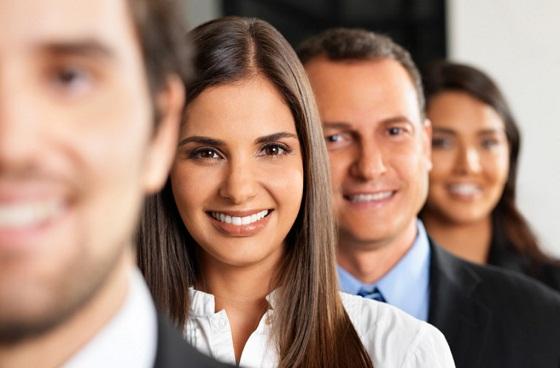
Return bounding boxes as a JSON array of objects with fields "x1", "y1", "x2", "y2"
[{"x1": 428, "y1": 242, "x2": 491, "y2": 368}]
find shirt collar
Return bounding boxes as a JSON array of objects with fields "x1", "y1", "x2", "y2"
[
  {"x1": 65, "y1": 269, "x2": 158, "y2": 368},
  {"x1": 337, "y1": 219, "x2": 431, "y2": 321},
  {"x1": 188, "y1": 288, "x2": 279, "y2": 316}
]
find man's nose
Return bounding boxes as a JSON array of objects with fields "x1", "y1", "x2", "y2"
[
  {"x1": 0, "y1": 69, "x2": 42, "y2": 171},
  {"x1": 350, "y1": 140, "x2": 387, "y2": 181}
]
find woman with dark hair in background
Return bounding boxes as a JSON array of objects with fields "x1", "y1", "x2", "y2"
[
  {"x1": 137, "y1": 16, "x2": 454, "y2": 368},
  {"x1": 421, "y1": 60, "x2": 560, "y2": 291}
]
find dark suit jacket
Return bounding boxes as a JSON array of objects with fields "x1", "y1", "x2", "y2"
[
  {"x1": 153, "y1": 314, "x2": 231, "y2": 368},
  {"x1": 488, "y1": 225, "x2": 560, "y2": 292},
  {"x1": 428, "y1": 241, "x2": 560, "y2": 368}
]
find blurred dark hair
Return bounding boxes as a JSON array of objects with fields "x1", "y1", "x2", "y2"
[
  {"x1": 423, "y1": 60, "x2": 557, "y2": 269},
  {"x1": 297, "y1": 27, "x2": 424, "y2": 117},
  {"x1": 127, "y1": 0, "x2": 193, "y2": 121},
  {"x1": 137, "y1": 16, "x2": 373, "y2": 368}
]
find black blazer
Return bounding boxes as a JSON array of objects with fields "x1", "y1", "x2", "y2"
[
  {"x1": 428, "y1": 241, "x2": 560, "y2": 368},
  {"x1": 488, "y1": 226, "x2": 560, "y2": 292},
  {"x1": 153, "y1": 314, "x2": 231, "y2": 368}
]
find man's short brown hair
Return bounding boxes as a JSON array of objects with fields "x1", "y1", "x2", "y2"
[{"x1": 297, "y1": 28, "x2": 425, "y2": 116}]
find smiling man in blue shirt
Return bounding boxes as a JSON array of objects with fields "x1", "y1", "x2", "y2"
[{"x1": 299, "y1": 28, "x2": 560, "y2": 368}]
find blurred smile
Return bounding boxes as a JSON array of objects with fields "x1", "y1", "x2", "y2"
[
  {"x1": 0, "y1": 198, "x2": 68, "y2": 250},
  {"x1": 446, "y1": 182, "x2": 483, "y2": 201}
]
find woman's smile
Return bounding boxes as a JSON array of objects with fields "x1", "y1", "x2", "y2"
[{"x1": 207, "y1": 209, "x2": 273, "y2": 236}]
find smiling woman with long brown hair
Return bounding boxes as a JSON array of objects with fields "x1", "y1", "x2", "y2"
[
  {"x1": 137, "y1": 16, "x2": 454, "y2": 368},
  {"x1": 421, "y1": 61, "x2": 560, "y2": 292}
]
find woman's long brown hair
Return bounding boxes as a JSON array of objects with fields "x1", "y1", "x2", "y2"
[{"x1": 137, "y1": 16, "x2": 373, "y2": 368}]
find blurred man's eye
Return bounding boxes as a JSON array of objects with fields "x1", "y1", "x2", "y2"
[
  {"x1": 326, "y1": 134, "x2": 343, "y2": 142},
  {"x1": 47, "y1": 65, "x2": 94, "y2": 96},
  {"x1": 388, "y1": 127, "x2": 403, "y2": 135}
]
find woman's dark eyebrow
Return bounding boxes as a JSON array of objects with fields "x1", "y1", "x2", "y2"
[
  {"x1": 478, "y1": 128, "x2": 505, "y2": 135},
  {"x1": 255, "y1": 132, "x2": 298, "y2": 144},
  {"x1": 433, "y1": 127, "x2": 456, "y2": 135},
  {"x1": 178, "y1": 136, "x2": 224, "y2": 148}
]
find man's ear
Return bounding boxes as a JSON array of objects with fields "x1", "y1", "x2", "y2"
[
  {"x1": 422, "y1": 118, "x2": 433, "y2": 172},
  {"x1": 142, "y1": 75, "x2": 185, "y2": 194}
]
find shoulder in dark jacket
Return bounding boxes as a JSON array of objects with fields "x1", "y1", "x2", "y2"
[{"x1": 429, "y1": 241, "x2": 560, "y2": 368}]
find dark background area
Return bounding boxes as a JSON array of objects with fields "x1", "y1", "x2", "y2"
[{"x1": 222, "y1": 0, "x2": 447, "y2": 70}]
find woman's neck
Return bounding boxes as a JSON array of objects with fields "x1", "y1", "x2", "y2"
[
  {"x1": 423, "y1": 214, "x2": 492, "y2": 264},
  {"x1": 199, "y1": 256, "x2": 279, "y2": 364}
]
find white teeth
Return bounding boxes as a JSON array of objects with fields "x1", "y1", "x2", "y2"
[
  {"x1": 448, "y1": 184, "x2": 481, "y2": 196},
  {"x1": 347, "y1": 192, "x2": 393, "y2": 203},
  {"x1": 211, "y1": 210, "x2": 269, "y2": 226},
  {"x1": 0, "y1": 201, "x2": 63, "y2": 228}
]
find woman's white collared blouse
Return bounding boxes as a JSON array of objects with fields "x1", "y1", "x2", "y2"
[{"x1": 185, "y1": 288, "x2": 455, "y2": 367}]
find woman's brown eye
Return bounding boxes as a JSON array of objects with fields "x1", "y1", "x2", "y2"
[
  {"x1": 189, "y1": 148, "x2": 221, "y2": 160},
  {"x1": 432, "y1": 137, "x2": 451, "y2": 148},
  {"x1": 261, "y1": 143, "x2": 290, "y2": 156}
]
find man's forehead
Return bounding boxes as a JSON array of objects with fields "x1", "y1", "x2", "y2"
[
  {"x1": 0, "y1": 0, "x2": 134, "y2": 53},
  {"x1": 307, "y1": 58, "x2": 422, "y2": 126}
]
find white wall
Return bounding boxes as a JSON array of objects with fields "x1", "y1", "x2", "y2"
[{"x1": 448, "y1": 0, "x2": 560, "y2": 257}]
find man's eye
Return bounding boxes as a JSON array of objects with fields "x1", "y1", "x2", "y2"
[
  {"x1": 325, "y1": 134, "x2": 342, "y2": 143},
  {"x1": 324, "y1": 132, "x2": 352, "y2": 149},
  {"x1": 50, "y1": 66, "x2": 93, "y2": 94},
  {"x1": 388, "y1": 127, "x2": 404, "y2": 136}
]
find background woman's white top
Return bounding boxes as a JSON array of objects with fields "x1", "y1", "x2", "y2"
[{"x1": 184, "y1": 289, "x2": 455, "y2": 367}]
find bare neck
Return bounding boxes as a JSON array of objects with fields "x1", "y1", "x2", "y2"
[
  {"x1": 423, "y1": 214, "x2": 492, "y2": 264},
  {"x1": 337, "y1": 220, "x2": 418, "y2": 284},
  {"x1": 0, "y1": 251, "x2": 132, "y2": 368},
  {"x1": 200, "y1": 253, "x2": 279, "y2": 364}
]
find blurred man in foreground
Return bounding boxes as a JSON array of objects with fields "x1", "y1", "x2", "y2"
[{"x1": 0, "y1": 0, "x2": 225, "y2": 366}]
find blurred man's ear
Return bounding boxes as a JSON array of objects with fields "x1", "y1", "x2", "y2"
[
  {"x1": 422, "y1": 118, "x2": 433, "y2": 172},
  {"x1": 142, "y1": 75, "x2": 185, "y2": 194}
]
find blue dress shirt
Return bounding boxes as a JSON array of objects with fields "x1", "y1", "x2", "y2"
[{"x1": 337, "y1": 220, "x2": 431, "y2": 321}]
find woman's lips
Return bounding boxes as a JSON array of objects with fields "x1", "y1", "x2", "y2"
[
  {"x1": 446, "y1": 183, "x2": 483, "y2": 200},
  {"x1": 207, "y1": 209, "x2": 273, "y2": 236}
]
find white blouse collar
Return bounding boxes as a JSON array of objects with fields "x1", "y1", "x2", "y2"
[{"x1": 188, "y1": 287, "x2": 279, "y2": 316}]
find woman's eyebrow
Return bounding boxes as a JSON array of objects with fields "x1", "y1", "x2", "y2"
[
  {"x1": 433, "y1": 127, "x2": 456, "y2": 135},
  {"x1": 178, "y1": 136, "x2": 224, "y2": 148},
  {"x1": 255, "y1": 132, "x2": 298, "y2": 144},
  {"x1": 478, "y1": 128, "x2": 505, "y2": 135}
]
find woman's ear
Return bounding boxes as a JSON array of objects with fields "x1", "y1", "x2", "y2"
[{"x1": 142, "y1": 75, "x2": 185, "y2": 194}]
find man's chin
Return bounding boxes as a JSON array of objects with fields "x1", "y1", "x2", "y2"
[
  {"x1": 0, "y1": 301, "x2": 75, "y2": 345},
  {"x1": 338, "y1": 225, "x2": 395, "y2": 250},
  {"x1": 0, "y1": 254, "x2": 121, "y2": 345}
]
